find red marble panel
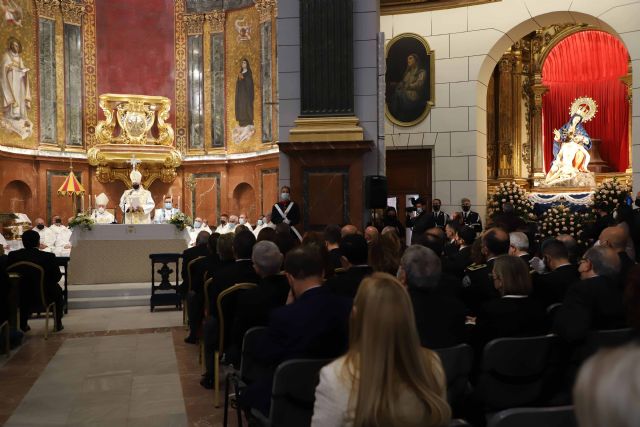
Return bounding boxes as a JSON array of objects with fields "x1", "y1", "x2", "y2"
[{"x1": 96, "y1": 0, "x2": 176, "y2": 126}]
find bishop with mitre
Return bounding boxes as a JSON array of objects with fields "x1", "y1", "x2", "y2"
[
  {"x1": 119, "y1": 167, "x2": 155, "y2": 224},
  {"x1": 92, "y1": 193, "x2": 115, "y2": 224}
]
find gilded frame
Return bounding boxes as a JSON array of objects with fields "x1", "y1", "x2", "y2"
[{"x1": 385, "y1": 33, "x2": 435, "y2": 127}]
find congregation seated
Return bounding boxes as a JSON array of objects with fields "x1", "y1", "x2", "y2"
[
  {"x1": 340, "y1": 224, "x2": 358, "y2": 238},
  {"x1": 531, "y1": 239, "x2": 580, "y2": 309},
  {"x1": 274, "y1": 223, "x2": 298, "y2": 255},
  {"x1": 613, "y1": 204, "x2": 636, "y2": 260},
  {"x1": 241, "y1": 245, "x2": 352, "y2": 417},
  {"x1": 364, "y1": 225, "x2": 379, "y2": 246},
  {"x1": 471, "y1": 255, "x2": 547, "y2": 351},
  {"x1": 399, "y1": 245, "x2": 467, "y2": 349},
  {"x1": 311, "y1": 272, "x2": 451, "y2": 427},
  {"x1": 180, "y1": 230, "x2": 211, "y2": 295},
  {"x1": 229, "y1": 241, "x2": 289, "y2": 364},
  {"x1": 323, "y1": 224, "x2": 342, "y2": 276},
  {"x1": 553, "y1": 246, "x2": 626, "y2": 343},
  {"x1": 444, "y1": 220, "x2": 461, "y2": 258},
  {"x1": 461, "y1": 228, "x2": 508, "y2": 315},
  {"x1": 7, "y1": 230, "x2": 64, "y2": 331},
  {"x1": 442, "y1": 225, "x2": 475, "y2": 278},
  {"x1": 508, "y1": 231, "x2": 532, "y2": 263},
  {"x1": 368, "y1": 231, "x2": 401, "y2": 275},
  {"x1": 574, "y1": 343, "x2": 640, "y2": 427},
  {"x1": 324, "y1": 234, "x2": 372, "y2": 298},
  {"x1": 557, "y1": 233, "x2": 581, "y2": 264}
]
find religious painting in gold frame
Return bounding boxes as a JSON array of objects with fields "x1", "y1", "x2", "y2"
[{"x1": 385, "y1": 33, "x2": 434, "y2": 127}]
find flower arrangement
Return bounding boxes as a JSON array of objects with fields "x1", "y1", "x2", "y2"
[
  {"x1": 68, "y1": 213, "x2": 95, "y2": 231},
  {"x1": 538, "y1": 204, "x2": 586, "y2": 246},
  {"x1": 591, "y1": 177, "x2": 631, "y2": 215},
  {"x1": 488, "y1": 181, "x2": 536, "y2": 222},
  {"x1": 169, "y1": 212, "x2": 192, "y2": 231}
]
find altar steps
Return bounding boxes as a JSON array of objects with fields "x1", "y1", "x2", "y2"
[{"x1": 67, "y1": 283, "x2": 152, "y2": 310}]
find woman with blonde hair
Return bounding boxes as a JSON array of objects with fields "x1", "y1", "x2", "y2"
[{"x1": 311, "y1": 273, "x2": 451, "y2": 427}]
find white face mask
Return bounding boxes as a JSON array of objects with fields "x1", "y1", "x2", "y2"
[
  {"x1": 239, "y1": 218, "x2": 246, "y2": 225},
  {"x1": 98, "y1": 207, "x2": 105, "y2": 214},
  {"x1": 416, "y1": 207, "x2": 423, "y2": 214},
  {"x1": 281, "y1": 192, "x2": 290, "y2": 201},
  {"x1": 194, "y1": 221, "x2": 202, "y2": 229},
  {"x1": 257, "y1": 219, "x2": 263, "y2": 226}
]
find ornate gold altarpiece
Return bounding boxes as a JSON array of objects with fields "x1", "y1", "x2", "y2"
[
  {"x1": 87, "y1": 94, "x2": 182, "y2": 188},
  {"x1": 486, "y1": 24, "x2": 633, "y2": 194}
]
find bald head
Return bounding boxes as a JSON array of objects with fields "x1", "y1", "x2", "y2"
[
  {"x1": 364, "y1": 226, "x2": 379, "y2": 244},
  {"x1": 599, "y1": 227, "x2": 628, "y2": 251},
  {"x1": 482, "y1": 227, "x2": 510, "y2": 258},
  {"x1": 341, "y1": 224, "x2": 358, "y2": 238}
]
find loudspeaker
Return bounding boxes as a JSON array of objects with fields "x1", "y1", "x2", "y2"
[{"x1": 365, "y1": 175, "x2": 388, "y2": 209}]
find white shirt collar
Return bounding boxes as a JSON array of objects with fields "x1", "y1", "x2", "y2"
[{"x1": 502, "y1": 295, "x2": 528, "y2": 299}]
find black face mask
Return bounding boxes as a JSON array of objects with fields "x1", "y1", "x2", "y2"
[
  {"x1": 55, "y1": 219, "x2": 62, "y2": 224},
  {"x1": 462, "y1": 206, "x2": 470, "y2": 212},
  {"x1": 636, "y1": 198, "x2": 640, "y2": 208},
  {"x1": 132, "y1": 183, "x2": 140, "y2": 190},
  {"x1": 37, "y1": 224, "x2": 45, "y2": 230},
  {"x1": 433, "y1": 205, "x2": 441, "y2": 212}
]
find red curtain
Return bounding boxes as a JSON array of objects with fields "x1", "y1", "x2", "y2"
[{"x1": 542, "y1": 31, "x2": 629, "y2": 172}]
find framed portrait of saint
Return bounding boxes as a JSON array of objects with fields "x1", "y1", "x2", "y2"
[{"x1": 385, "y1": 33, "x2": 434, "y2": 127}]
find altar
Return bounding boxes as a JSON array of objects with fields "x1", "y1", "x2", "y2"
[{"x1": 68, "y1": 224, "x2": 189, "y2": 285}]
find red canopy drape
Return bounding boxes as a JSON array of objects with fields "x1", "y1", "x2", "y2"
[{"x1": 542, "y1": 31, "x2": 629, "y2": 172}]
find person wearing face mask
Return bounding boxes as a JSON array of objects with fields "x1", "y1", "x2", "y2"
[
  {"x1": 119, "y1": 168, "x2": 155, "y2": 224},
  {"x1": 382, "y1": 206, "x2": 405, "y2": 239},
  {"x1": 252, "y1": 214, "x2": 266, "y2": 237},
  {"x1": 459, "y1": 197, "x2": 482, "y2": 233},
  {"x1": 188, "y1": 217, "x2": 212, "y2": 246},
  {"x1": 407, "y1": 197, "x2": 429, "y2": 245},
  {"x1": 53, "y1": 217, "x2": 73, "y2": 257},
  {"x1": 92, "y1": 193, "x2": 115, "y2": 224},
  {"x1": 154, "y1": 195, "x2": 181, "y2": 224},
  {"x1": 530, "y1": 239, "x2": 579, "y2": 310},
  {"x1": 271, "y1": 186, "x2": 302, "y2": 241},
  {"x1": 428, "y1": 198, "x2": 450, "y2": 229},
  {"x1": 32, "y1": 218, "x2": 56, "y2": 252},
  {"x1": 215, "y1": 214, "x2": 231, "y2": 234},
  {"x1": 228, "y1": 215, "x2": 239, "y2": 232},
  {"x1": 238, "y1": 213, "x2": 253, "y2": 232}
]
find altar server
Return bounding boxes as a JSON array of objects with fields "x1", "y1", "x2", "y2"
[
  {"x1": 155, "y1": 194, "x2": 181, "y2": 224},
  {"x1": 49, "y1": 215, "x2": 66, "y2": 236},
  {"x1": 238, "y1": 213, "x2": 253, "y2": 232},
  {"x1": 53, "y1": 218, "x2": 73, "y2": 256},
  {"x1": 32, "y1": 218, "x2": 56, "y2": 252},
  {"x1": 119, "y1": 168, "x2": 155, "y2": 224},
  {"x1": 189, "y1": 217, "x2": 212, "y2": 246},
  {"x1": 92, "y1": 193, "x2": 115, "y2": 224},
  {"x1": 215, "y1": 213, "x2": 231, "y2": 234}
]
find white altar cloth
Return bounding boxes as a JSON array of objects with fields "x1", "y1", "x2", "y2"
[{"x1": 68, "y1": 224, "x2": 189, "y2": 285}]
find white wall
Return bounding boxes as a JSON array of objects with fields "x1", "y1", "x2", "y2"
[{"x1": 381, "y1": 0, "x2": 640, "y2": 219}]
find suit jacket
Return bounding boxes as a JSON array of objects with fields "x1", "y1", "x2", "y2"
[
  {"x1": 618, "y1": 251, "x2": 636, "y2": 286},
  {"x1": 519, "y1": 253, "x2": 532, "y2": 264},
  {"x1": 461, "y1": 210, "x2": 483, "y2": 233},
  {"x1": 532, "y1": 264, "x2": 580, "y2": 309},
  {"x1": 461, "y1": 258, "x2": 500, "y2": 315},
  {"x1": 271, "y1": 201, "x2": 300, "y2": 226},
  {"x1": 410, "y1": 286, "x2": 468, "y2": 349},
  {"x1": 230, "y1": 274, "x2": 290, "y2": 358},
  {"x1": 428, "y1": 211, "x2": 449, "y2": 229},
  {"x1": 473, "y1": 296, "x2": 548, "y2": 350},
  {"x1": 325, "y1": 265, "x2": 373, "y2": 298},
  {"x1": 7, "y1": 248, "x2": 62, "y2": 302},
  {"x1": 181, "y1": 243, "x2": 210, "y2": 283},
  {"x1": 208, "y1": 259, "x2": 260, "y2": 309},
  {"x1": 443, "y1": 245, "x2": 472, "y2": 278},
  {"x1": 327, "y1": 248, "x2": 342, "y2": 277},
  {"x1": 408, "y1": 211, "x2": 431, "y2": 241},
  {"x1": 243, "y1": 286, "x2": 352, "y2": 415},
  {"x1": 553, "y1": 275, "x2": 627, "y2": 342}
]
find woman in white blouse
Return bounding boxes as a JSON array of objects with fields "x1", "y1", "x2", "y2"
[{"x1": 311, "y1": 272, "x2": 451, "y2": 427}]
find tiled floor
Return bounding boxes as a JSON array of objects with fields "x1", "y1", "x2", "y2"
[{"x1": 0, "y1": 307, "x2": 237, "y2": 427}]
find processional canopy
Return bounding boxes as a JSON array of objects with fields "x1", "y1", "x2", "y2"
[{"x1": 88, "y1": 94, "x2": 182, "y2": 187}]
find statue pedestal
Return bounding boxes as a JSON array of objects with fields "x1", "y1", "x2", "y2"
[{"x1": 587, "y1": 138, "x2": 611, "y2": 173}]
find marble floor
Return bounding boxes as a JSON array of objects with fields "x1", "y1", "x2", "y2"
[{"x1": 0, "y1": 307, "x2": 238, "y2": 427}]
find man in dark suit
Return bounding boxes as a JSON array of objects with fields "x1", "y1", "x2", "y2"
[
  {"x1": 427, "y1": 198, "x2": 450, "y2": 229},
  {"x1": 241, "y1": 245, "x2": 352, "y2": 416},
  {"x1": 180, "y1": 230, "x2": 211, "y2": 295},
  {"x1": 597, "y1": 226, "x2": 636, "y2": 286},
  {"x1": 8, "y1": 230, "x2": 63, "y2": 331},
  {"x1": 509, "y1": 231, "x2": 532, "y2": 263},
  {"x1": 444, "y1": 220, "x2": 461, "y2": 258},
  {"x1": 407, "y1": 197, "x2": 430, "y2": 244},
  {"x1": 531, "y1": 239, "x2": 579, "y2": 309},
  {"x1": 461, "y1": 228, "x2": 508, "y2": 315},
  {"x1": 443, "y1": 226, "x2": 475, "y2": 278},
  {"x1": 228, "y1": 241, "x2": 289, "y2": 365},
  {"x1": 553, "y1": 246, "x2": 626, "y2": 343},
  {"x1": 323, "y1": 224, "x2": 342, "y2": 277},
  {"x1": 324, "y1": 234, "x2": 372, "y2": 298},
  {"x1": 399, "y1": 245, "x2": 467, "y2": 349},
  {"x1": 489, "y1": 202, "x2": 526, "y2": 233},
  {"x1": 460, "y1": 197, "x2": 483, "y2": 233}
]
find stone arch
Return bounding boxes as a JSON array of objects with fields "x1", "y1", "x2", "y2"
[
  {"x1": 1, "y1": 180, "x2": 33, "y2": 215},
  {"x1": 474, "y1": 5, "x2": 639, "y2": 194},
  {"x1": 232, "y1": 182, "x2": 257, "y2": 221}
]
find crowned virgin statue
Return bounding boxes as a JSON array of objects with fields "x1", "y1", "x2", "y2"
[{"x1": 542, "y1": 97, "x2": 598, "y2": 188}]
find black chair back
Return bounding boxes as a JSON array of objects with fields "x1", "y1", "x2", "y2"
[
  {"x1": 7, "y1": 261, "x2": 46, "y2": 310},
  {"x1": 217, "y1": 283, "x2": 257, "y2": 363},
  {"x1": 476, "y1": 334, "x2": 565, "y2": 410},
  {"x1": 435, "y1": 344, "x2": 473, "y2": 408},
  {"x1": 487, "y1": 406, "x2": 576, "y2": 427},
  {"x1": 449, "y1": 420, "x2": 472, "y2": 427},
  {"x1": 240, "y1": 326, "x2": 270, "y2": 384},
  {"x1": 269, "y1": 358, "x2": 331, "y2": 427}
]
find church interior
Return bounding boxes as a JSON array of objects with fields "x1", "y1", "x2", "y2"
[{"x1": 1, "y1": 0, "x2": 640, "y2": 426}]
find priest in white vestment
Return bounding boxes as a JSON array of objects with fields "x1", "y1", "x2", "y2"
[
  {"x1": 215, "y1": 213, "x2": 231, "y2": 234},
  {"x1": 53, "y1": 220, "x2": 72, "y2": 256},
  {"x1": 154, "y1": 195, "x2": 181, "y2": 224},
  {"x1": 33, "y1": 218, "x2": 56, "y2": 252},
  {"x1": 92, "y1": 193, "x2": 115, "y2": 224},
  {"x1": 238, "y1": 213, "x2": 253, "y2": 232},
  {"x1": 119, "y1": 169, "x2": 155, "y2": 224},
  {"x1": 188, "y1": 217, "x2": 212, "y2": 246}
]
